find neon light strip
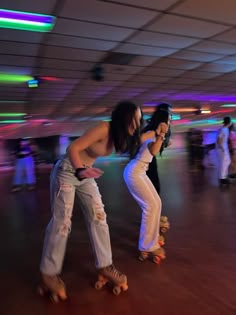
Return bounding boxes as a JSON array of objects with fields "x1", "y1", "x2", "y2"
[
  {"x1": 0, "y1": 120, "x2": 26, "y2": 123},
  {"x1": 0, "y1": 113, "x2": 26, "y2": 117},
  {"x1": 221, "y1": 104, "x2": 236, "y2": 107},
  {"x1": 0, "y1": 74, "x2": 33, "y2": 83},
  {"x1": 0, "y1": 100, "x2": 26, "y2": 103},
  {"x1": 0, "y1": 9, "x2": 55, "y2": 32}
]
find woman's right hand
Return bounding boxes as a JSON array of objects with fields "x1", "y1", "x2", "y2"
[
  {"x1": 76, "y1": 167, "x2": 104, "y2": 180},
  {"x1": 156, "y1": 123, "x2": 168, "y2": 136}
]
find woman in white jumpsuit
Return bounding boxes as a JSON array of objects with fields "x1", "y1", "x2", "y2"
[
  {"x1": 124, "y1": 110, "x2": 170, "y2": 263},
  {"x1": 216, "y1": 116, "x2": 232, "y2": 188}
]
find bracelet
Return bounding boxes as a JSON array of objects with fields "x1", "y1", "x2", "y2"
[
  {"x1": 75, "y1": 168, "x2": 87, "y2": 180},
  {"x1": 155, "y1": 132, "x2": 165, "y2": 141}
]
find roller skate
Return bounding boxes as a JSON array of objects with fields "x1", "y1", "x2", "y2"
[
  {"x1": 158, "y1": 234, "x2": 165, "y2": 246},
  {"x1": 37, "y1": 274, "x2": 67, "y2": 303},
  {"x1": 219, "y1": 178, "x2": 230, "y2": 190},
  {"x1": 160, "y1": 216, "x2": 170, "y2": 234},
  {"x1": 11, "y1": 185, "x2": 22, "y2": 193},
  {"x1": 138, "y1": 247, "x2": 166, "y2": 264},
  {"x1": 152, "y1": 247, "x2": 166, "y2": 264},
  {"x1": 95, "y1": 264, "x2": 128, "y2": 295},
  {"x1": 138, "y1": 251, "x2": 149, "y2": 262}
]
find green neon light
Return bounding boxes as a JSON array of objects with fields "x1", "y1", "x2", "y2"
[
  {"x1": 0, "y1": 120, "x2": 26, "y2": 123},
  {"x1": 0, "y1": 100, "x2": 26, "y2": 103},
  {"x1": 221, "y1": 104, "x2": 236, "y2": 107},
  {"x1": 0, "y1": 113, "x2": 26, "y2": 117},
  {"x1": 0, "y1": 9, "x2": 55, "y2": 32},
  {"x1": 0, "y1": 73, "x2": 33, "y2": 83},
  {"x1": 0, "y1": 20, "x2": 53, "y2": 32}
]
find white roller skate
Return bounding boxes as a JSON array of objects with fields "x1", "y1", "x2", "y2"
[
  {"x1": 138, "y1": 247, "x2": 166, "y2": 264},
  {"x1": 152, "y1": 247, "x2": 166, "y2": 264},
  {"x1": 160, "y1": 216, "x2": 170, "y2": 234},
  {"x1": 37, "y1": 274, "x2": 67, "y2": 303},
  {"x1": 95, "y1": 264, "x2": 128, "y2": 295}
]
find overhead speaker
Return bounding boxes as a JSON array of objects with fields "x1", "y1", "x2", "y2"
[{"x1": 91, "y1": 64, "x2": 104, "y2": 81}]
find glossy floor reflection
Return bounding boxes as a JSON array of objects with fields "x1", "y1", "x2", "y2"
[{"x1": 1, "y1": 152, "x2": 236, "y2": 315}]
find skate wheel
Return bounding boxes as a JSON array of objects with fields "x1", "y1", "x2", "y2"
[
  {"x1": 122, "y1": 284, "x2": 128, "y2": 292},
  {"x1": 113, "y1": 286, "x2": 121, "y2": 296},
  {"x1": 95, "y1": 281, "x2": 104, "y2": 290},
  {"x1": 37, "y1": 286, "x2": 45, "y2": 296},
  {"x1": 153, "y1": 256, "x2": 161, "y2": 264},
  {"x1": 50, "y1": 293, "x2": 59, "y2": 303},
  {"x1": 160, "y1": 227, "x2": 168, "y2": 233}
]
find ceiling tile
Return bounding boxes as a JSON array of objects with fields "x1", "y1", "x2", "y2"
[
  {"x1": 115, "y1": 43, "x2": 178, "y2": 57},
  {"x1": 147, "y1": 14, "x2": 231, "y2": 38},
  {"x1": 212, "y1": 29, "x2": 236, "y2": 43},
  {"x1": 190, "y1": 40, "x2": 236, "y2": 55},
  {"x1": 197, "y1": 63, "x2": 236, "y2": 73},
  {"x1": 45, "y1": 34, "x2": 117, "y2": 50},
  {"x1": 171, "y1": 50, "x2": 223, "y2": 62},
  {"x1": 60, "y1": 0, "x2": 158, "y2": 28},
  {"x1": 53, "y1": 19, "x2": 135, "y2": 41},
  {"x1": 128, "y1": 31, "x2": 200, "y2": 49},
  {"x1": 0, "y1": 0, "x2": 57, "y2": 13},
  {"x1": 153, "y1": 58, "x2": 202, "y2": 70},
  {"x1": 43, "y1": 46, "x2": 106, "y2": 62},
  {"x1": 105, "y1": 0, "x2": 179, "y2": 10},
  {"x1": 171, "y1": 0, "x2": 236, "y2": 25}
]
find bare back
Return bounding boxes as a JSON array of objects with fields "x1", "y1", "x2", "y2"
[{"x1": 67, "y1": 121, "x2": 114, "y2": 168}]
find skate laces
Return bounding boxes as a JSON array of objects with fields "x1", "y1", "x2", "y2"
[{"x1": 106, "y1": 264, "x2": 122, "y2": 278}]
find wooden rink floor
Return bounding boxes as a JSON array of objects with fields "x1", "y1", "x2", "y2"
[{"x1": 1, "y1": 151, "x2": 236, "y2": 315}]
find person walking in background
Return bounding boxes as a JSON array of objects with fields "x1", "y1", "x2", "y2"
[
  {"x1": 39, "y1": 101, "x2": 143, "y2": 300},
  {"x1": 216, "y1": 116, "x2": 232, "y2": 189},
  {"x1": 124, "y1": 110, "x2": 170, "y2": 264},
  {"x1": 11, "y1": 139, "x2": 36, "y2": 192}
]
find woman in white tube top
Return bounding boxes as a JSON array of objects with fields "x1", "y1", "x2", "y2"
[{"x1": 124, "y1": 109, "x2": 170, "y2": 264}]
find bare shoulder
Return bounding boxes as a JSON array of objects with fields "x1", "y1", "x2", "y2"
[
  {"x1": 83, "y1": 121, "x2": 109, "y2": 138},
  {"x1": 141, "y1": 130, "x2": 155, "y2": 143}
]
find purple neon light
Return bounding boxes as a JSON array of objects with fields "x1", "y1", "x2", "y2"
[{"x1": 0, "y1": 9, "x2": 54, "y2": 24}]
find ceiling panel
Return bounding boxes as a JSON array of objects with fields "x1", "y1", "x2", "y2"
[
  {"x1": 171, "y1": 0, "x2": 236, "y2": 25},
  {"x1": 128, "y1": 31, "x2": 200, "y2": 49},
  {"x1": 147, "y1": 14, "x2": 231, "y2": 38},
  {"x1": 45, "y1": 34, "x2": 117, "y2": 50},
  {"x1": 105, "y1": 0, "x2": 179, "y2": 10},
  {"x1": 0, "y1": 0, "x2": 236, "y2": 137},
  {"x1": 115, "y1": 43, "x2": 178, "y2": 57},
  {"x1": 53, "y1": 19, "x2": 135, "y2": 41},
  {"x1": 60, "y1": 0, "x2": 158, "y2": 28},
  {"x1": 190, "y1": 40, "x2": 236, "y2": 55}
]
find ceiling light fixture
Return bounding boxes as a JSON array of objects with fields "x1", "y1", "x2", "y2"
[
  {"x1": 0, "y1": 9, "x2": 55, "y2": 32},
  {"x1": 0, "y1": 113, "x2": 26, "y2": 117},
  {"x1": 0, "y1": 73, "x2": 33, "y2": 83}
]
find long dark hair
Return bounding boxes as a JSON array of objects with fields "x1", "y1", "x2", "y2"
[
  {"x1": 110, "y1": 101, "x2": 143, "y2": 153},
  {"x1": 143, "y1": 108, "x2": 170, "y2": 155}
]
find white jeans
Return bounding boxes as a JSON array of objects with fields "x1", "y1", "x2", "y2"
[
  {"x1": 123, "y1": 159, "x2": 161, "y2": 252},
  {"x1": 40, "y1": 157, "x2": 112, "y2": 275},
  {"x1": 217, "y1": 149, "x2": 231, "y2": 179}
]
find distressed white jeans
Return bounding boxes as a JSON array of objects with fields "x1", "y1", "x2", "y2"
[
  {"x1": 217, "y1": 149, "x2": 231, "y2": 179},
  {"x1": 123, "y1": 159, "x2": 161, "y2": 252},
  {"x1": 40, "y1": 157, "x2": 112, "y2": 276}
]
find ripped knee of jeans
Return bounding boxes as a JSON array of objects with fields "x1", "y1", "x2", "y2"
[
  {"x1": 93, "y1": 201, "x2": 106, "y2": 223},
  {"x1": 58, "y1": 206, "x2": 72, "y2": 237}
]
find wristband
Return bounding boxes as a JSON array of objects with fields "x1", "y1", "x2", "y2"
[
  {"x1": 155, "y1": 131, "x2": 165, "y2": 141},
  {"x1": 75, "y1": 168, "x2": 87, "y2": 180}
]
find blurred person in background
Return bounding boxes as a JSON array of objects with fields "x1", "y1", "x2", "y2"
[
  {"x1": 11, "y1": 139, "x2": 36, "y2": 192},
  {"x1": 216, "y1": 116, "x2": 232, "y2": 188}
]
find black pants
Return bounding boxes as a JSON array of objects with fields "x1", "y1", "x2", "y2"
[{"x1": 147, "y1": 157, "x2": 160, "y2": 194}]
